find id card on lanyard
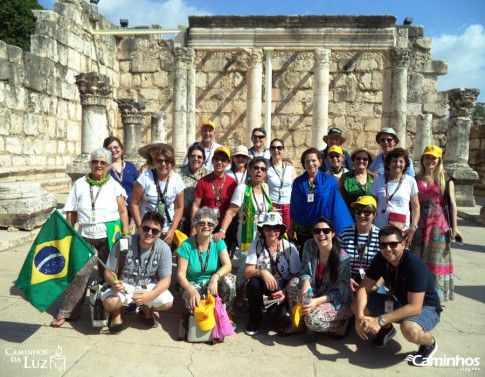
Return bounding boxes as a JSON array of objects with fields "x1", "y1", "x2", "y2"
[{"x1": 89, "y1": 186, "x2": 103, "y2": 224}]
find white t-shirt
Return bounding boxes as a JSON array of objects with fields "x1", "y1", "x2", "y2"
[
  {"x1": 63, "y1": 175, "x2": 127, "y2": 239},
  {"x1": 370, "y1": 174, "x2": 418, "y2": 229},
  {"x1": 245, "y1": 239, "x2": 301, "y2": 290},
  {"x1": 136, "y1": 170, "x2": 185, "y2": 233},
  {"x1": 266, "y1": 163, "x2": 293, "y2": 204},
  {"x1": 225, "y1": 169, "x2": 248, "y2": 185},
  {"x1": 183, "y1": 141, "x2": 221, "y2": 171}
]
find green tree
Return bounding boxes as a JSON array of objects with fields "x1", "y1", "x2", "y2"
[
  {"x1": 471, "y1": 102, "x2": 485, "y2": 119},
  {"x1": 0, "y1": 0, "x2": 43, "y2": 51}
]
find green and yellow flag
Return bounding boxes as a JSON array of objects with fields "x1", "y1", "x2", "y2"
[{"x1": 15, "y1": 210, "x2": 95, "y2": 312}]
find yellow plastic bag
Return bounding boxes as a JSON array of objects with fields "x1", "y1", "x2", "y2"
[{"x1": 292, "y1": 303, "x2": 302, "y2": 328}]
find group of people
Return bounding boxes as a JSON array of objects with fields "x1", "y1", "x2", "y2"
[{"x1": 47, "y1": 121, "x2": 462, "y2": 367}]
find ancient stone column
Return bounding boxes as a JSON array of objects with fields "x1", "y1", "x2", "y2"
[
  {"x1": 246, "y1": 49, "x2": 263, "y2": 144},
  {"x1": 114, "y1": 98, "x2": 147, "y2": 166},
  {"x1": 151, "y1": 112, "x2": 167, "y2": 143},
  {"x1": 312, "y1": 49, "x2": 331, "y2": 151},
  {"x1": 444, "y1": 88, "x2": 480, "y2": 207},
  {"x1": 67, "y1": 72, "x2": 112, "y2": 181},
  {"x1": 173, "y1": 47, "x2": 195, "y2": 163},
  {"x1": 413, "y1": 113, "x2": 433, "y2": 167},
  {"x1": 382, "y1": 48, "x2": 410, "y2": 148}
]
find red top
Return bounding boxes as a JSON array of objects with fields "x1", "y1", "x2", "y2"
[{"x1": 194, "y1": 173, "x2": 237, "y2": 221}]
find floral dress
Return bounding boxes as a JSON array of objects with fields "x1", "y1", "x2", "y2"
[
  {"x1": 340, "y1": 171, "x2": 376, "y2": 217},
  {"x1": 411, "y1": 178, "x2": 453, "y2": 302}
]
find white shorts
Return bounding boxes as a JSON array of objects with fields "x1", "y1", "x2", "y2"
[{"x1": 101, "y1": 282, "x2": 174, "y2": 308}]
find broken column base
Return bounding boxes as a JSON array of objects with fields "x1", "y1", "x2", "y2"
[
  {"x1": 66, "y1": 154, "x2": 91, "y2": 183},
  {"x1": 445, "y1": 163, "x2": 479, "y2": 207},
  {"x1": 0, "y1": 182, "x2": 57, "y2": 230}
]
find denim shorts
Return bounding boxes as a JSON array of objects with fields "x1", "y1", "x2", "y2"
[{"x1": 367, "y1": 291, "x2": 440, "y2": 332}]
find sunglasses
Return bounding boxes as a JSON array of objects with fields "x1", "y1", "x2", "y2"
[
  {"x1": 329, "y1": 154, "x2": 340, "y2": 159},
  {"x1": 142, "y1": 225, "x2": 161, "y2": 235},
  {"x1": 213, "y1": 156, "x2": 230, "y2": 163},
  {"x1": 197, "y1": 221, "x2": 215, "y2": 227},
  {"x1": 270, "y1": 146, "x2": 284, "y2": 151},
  {"x1": 156, "y1": 159, "x2": 173, "y2": 165},
  {"x1": 235, "y1": 155, "x2": 248, "y2": 159},
  {"x1": 379, "y1": 241, "x2": 401, "y2": 249},
  {"x1": 379, "y1": 137, "x2": 394, "y2": 143},
  {"x1": 313, "y1": 228, "x2": 332, "y2": 235},
  {"x1": 262, "y1": 225, "x2": 281, "y2": 232},
  {"x1": 190, "y1": 154, "x2": 203, "y2": 159},
  {"x1": 252, "y1": 135, "x2": 266, "y2": 140},
  {"x1": 355, "y1": 209, "x2": 374, "y2": 217},
  {"x1": 355, "y1": 157, "x2": 369, "y2": 162},
  {"x1": 252, "y1": 166, "x2": 267, "y2": 172},
  {"x1": 91, "y1": 160, "x2": 108, "y2": 166}
]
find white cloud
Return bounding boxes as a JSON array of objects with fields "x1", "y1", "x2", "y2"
[
  {"x1": 97, "y1": 0, "x2": 211, "y2": 28},
  {"x1": 433, "y1": 24, "x2": 485, "y2": 102}
]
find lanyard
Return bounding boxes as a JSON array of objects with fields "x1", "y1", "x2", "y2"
[
  {"x1": 89, "y1": 186, "x2": 103, "y2": 211},
  {"x1": 353, "y1": 225, "x2": 373, "y2": 268},
  {"x1": 262, "y1": 240, "x2": 283, "y2": 278},
  {"x1": 136, "y1": 237, "x2": 156, "y2": 280},
  {"x1": 386, "y1": 262, "x2": 400, "y2": 297},
  {"x1": 385, "y1": 175, "x2": 404, "y2": 204},
  {"x1": 197, "y1": 240, "x2": 212, "y2": 272},
  {"x1": 200, "y1": 142, "x2": 215, "y2": 166},
  {"x1": 232, "y1": 169, "x2": 246, "y2": 185},
  {"x1": 111, "y1": 161, "x2": 125, "y2": 184},
  {"x1": 211, "y1": 173, "x2": 226, "y2": 206},
  {"x1": 153, "y1": 169, "x2": 170, "y2": 205},
  {"x1": 252, "y1": 185, "x2": 267, "y2": 214},
  {"x1": 270, "y1": 162, "x2": 287, "y2": 202}
]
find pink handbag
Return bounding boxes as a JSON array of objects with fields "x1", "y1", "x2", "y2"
[{"x1": 212, "y1": 295, "x2": 234, "y2": 339}]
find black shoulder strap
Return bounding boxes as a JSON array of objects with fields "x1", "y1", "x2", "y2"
[{"x1": 282, "y1": 238, "x2": 291, "y2": 261}]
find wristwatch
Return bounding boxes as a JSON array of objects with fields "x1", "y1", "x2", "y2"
[{"x1": 378, "y1": 315, "x2": 386, "y2": 327}]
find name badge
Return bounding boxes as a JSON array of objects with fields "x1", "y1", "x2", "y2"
[
  {"x1": 307, "y1": 193, "x2": 314, "y2": 203},
  {"x1": 89, "y1": 212, "x2": 97, "y2": 224},
  {"x1": 156, "y1": 203, "x2": 166, "y2": 215},
  {"x1": 384, "y1": 299, "x2": 394, "y2": 313},
  {"x1": 359, "y1": 268, "x2": 366, "y2": 280},
  {"x1": 213, "y1": 207, "x2": 220, "y2": 219}
]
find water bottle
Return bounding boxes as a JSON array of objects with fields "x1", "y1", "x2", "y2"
[{"x1": 302, "y1": 288, "x2": 313, "y2": 305}]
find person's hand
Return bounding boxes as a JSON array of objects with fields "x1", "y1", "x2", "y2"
[
  {"x1": 361, "y1": 315, "x2": 380, "y2": 335},
  {"x1": 452, "y1": 228, "x2": 463, "y2": 243},
  {"x1": 188, "y1": 289, "x2": 201, "y2": 311},
  {"x1": 403, "y1": 227, "x2": 416, "y2": 247},
  {"x1": 112, "y1": 280, "x2": 125, "y2": 293},
  {"x1": 350, "y1": 278, "x2": 359, "y2": 293},
  {"x1": 355, "y1": 316, "x2": 370, "y2": 340},
  {"x1": 300, "y1": 298, "x2": 317, "y2": 315},
  {"x1": 132, "y1": 290, "x2": 151, "y2": 306},
  {"x1": 213, "y1": 231, "x2": 226, "y2": 242},
  {"x1": 271, "y1": 290, "x2": 285, "y2": 300},
  {"x1": 207, "y1": 275, "x2": 219, "y2": 296},
  {"x1": 164, "y1": 228, "x2": 175, "y2": 245},
  {"x1": 300, "y1": 281, "x2": 312, "y2": 299},
  {"x1": 260, "y1": 270, "x2": 278, "y2": 292}
]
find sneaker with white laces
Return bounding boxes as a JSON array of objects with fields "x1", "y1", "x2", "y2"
[
  {"x1": 371, "y1": 325, "x2": 397, "y2": 348},
  {"x1": 408, "y1": 339, "x2": 438, "y2": 367}
]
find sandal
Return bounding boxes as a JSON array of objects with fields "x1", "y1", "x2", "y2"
[
  {"x1": 137, "y1": 308, "x2": 158, "y2": 328},
  {"x1": 277, "y1": 326, "x2": 305, "y2": 337},
  {"x1": 108, "y1": 321, "x2": 123, "y2": 334},
  {"x1": 50, "y1": 314, "x2": 67, "y2": 328}
]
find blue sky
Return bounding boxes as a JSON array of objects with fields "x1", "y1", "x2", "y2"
[{"x1": 39, "y1": 0, "x2": 485, "y2": 102}]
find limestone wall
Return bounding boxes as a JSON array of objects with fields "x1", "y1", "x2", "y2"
[
  {"x1": 469, "y1": 119, "x2": 485, "y2": 197},
  {"x1": 0, "y1": 0, "x2": 118, "y2": 172}
]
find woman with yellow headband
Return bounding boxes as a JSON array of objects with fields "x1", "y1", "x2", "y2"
[{"x1": 411, "y1": 145, "x2": 462, "y2": 302}]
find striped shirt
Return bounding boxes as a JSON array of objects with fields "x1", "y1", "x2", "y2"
[{"x1": 338, "y1": 224, "x2": 380, "y2": 278}]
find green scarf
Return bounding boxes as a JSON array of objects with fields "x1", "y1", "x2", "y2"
[
  {"x1": 105, "y1": 219, "x2": 122, "y2": 251},
  {"x1": 241, "y1": 182, "x2": 273, "y2": 251}
]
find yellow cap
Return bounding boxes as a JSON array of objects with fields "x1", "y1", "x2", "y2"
[
  {"x1": 328, "y1": 145, "x2": 343, "y2": 155},
  {"x1": 201, "y1": 120, "x2": 215, "y2": 130},
  {"x1": 350, "y1": 196, "x2": 377, "y2": 209},
  {"x1": 423, "y1": 144, "x2": 442, "y2": 158},
  {"x1": 194, "y1": 294, "x2": 216, "y2": 331},
  {"x1": 214, "y1": 146, "x2": 231, "y2": 159}
]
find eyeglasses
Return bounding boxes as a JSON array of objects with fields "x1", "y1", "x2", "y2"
[
  {"x1": 156, "y1": 159, "x2": 173, "y2": 165},
  {"x1": 108, "y1": 146, "x2": 121, "y2": 150},
  {"x1": 270, "y1": 145, "x2": 284, "y2": 151},
  {"x1": 213, "y1": 156, "x2": 230, "y2": 163},
  {"x1": 312, "y1": 228, "x2": 332, "y2": 235},
  {"x1": 252, "y1": 135, "x2": 266, "y2": 140},
  {"x1": 142, "y1": 225, "x2": 161, "y2": 235},
  {"x1": 91, "y1": 160, "x2": 108, "y2": 166},
  {"x1": 197, "y1": 221, "x2": 215, "y2": 228},
  {"x1": 379, "y1": 137, "x2": 394, "y2": 144},
  {"x1": 329, "y1": 154, "x2": 340, "y2": 159},
  {"x1": 262, "y1": 225, "x2": 281, "y2": 232},
  {"x1": 235, "y1": 155, "x2": 248, "y2": 159},
  {"x1": 190, "y1": 154, "x2": 203, "y2": 159},
  {"x1": 379, "y1": 241, "x2": 401, "y2": 249},
  {"x1": 355, "y1": 157, "x2": 369, "y2": 162},
  {"x1": 355, "y1": 209, "x2": 374, "y2": 217},
  {"x1": 252, "y1": 166, "x2": 267, "y2": 172}
]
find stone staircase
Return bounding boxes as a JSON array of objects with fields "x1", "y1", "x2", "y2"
[{"x1": 0, "y1": 166, "x2": 72, "y2": 192}]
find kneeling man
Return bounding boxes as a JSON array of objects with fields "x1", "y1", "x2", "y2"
[
  {"x1": 102, "y1": 211, "x2": 174, "y2": 334},
  {"x1": 353, "y1": 225, "x2": 441, "y2": 367}
]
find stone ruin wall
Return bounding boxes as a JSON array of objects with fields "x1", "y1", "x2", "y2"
[
  {"x1": 0, "y1": 0, "x2": 118, "y2": 181},
  {"x1": 115, "y1": 26, "x2": 449, "y2": 167},
  {"x1": 469, "y1": 119, "x2": 485, "y2": 197}
]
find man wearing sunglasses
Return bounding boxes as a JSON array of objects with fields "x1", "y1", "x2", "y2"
[
  {"x1": 353, "y1": 225, "x2": 441, "y2": 367},
  {"x1": 248, "y1": 127, "x2": 271, "y2": 160},
  {"x1": 101, "y1": 211, "x2": 174, "y2": 334},
  {"x1": 368, "y1": 128, "x2": 415, "y2": 177},
  {"x1": 319, "y1": 127, "x2": 353, "y2": 171}
]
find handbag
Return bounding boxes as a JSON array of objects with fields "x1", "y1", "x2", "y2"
[
  {"x1": 89, "y1": 280, "x2": 108, "y2": 328},
  {"x1": 212, "y1": 295, "x2": 234, "y2": 339},
  {"x1": 388, "y1": 212, "x2": 407, "y2": 229}
]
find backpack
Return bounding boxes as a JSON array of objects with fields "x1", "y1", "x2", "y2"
[{"x1": 255, "y1": 238, "x2": 293, "y2": 263}]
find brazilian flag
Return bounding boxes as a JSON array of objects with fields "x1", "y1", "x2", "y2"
[{"x1": 15, "y1": 210, "x2": 95, "y2": 312}]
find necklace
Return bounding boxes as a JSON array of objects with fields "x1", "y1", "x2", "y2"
[
  {"x1": 86, "y1": 174, "x2": 110, "y2": 187},
  {"x1": 111, "y1": 161, "x2": 125, "y2": 183}
]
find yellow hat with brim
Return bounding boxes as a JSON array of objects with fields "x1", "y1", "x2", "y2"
[
  {"x1": 328, "y1": 145, "x2": 343, "y2": 155},
  {"x1": 350, "y1": 196, "x2": 377, "y2": 209},
  {"x1": 214, "y1": 146, "x2": 231, "y2": 159},
  {"x1": 201, "y1": 120, "x2": 215, "y2": 130},
  {"x1": 194, "y1": 294, "x2": 216, "y2": 331},
  {"x1": 423, "y1": 144, "x2": 442, "y2": 158}
]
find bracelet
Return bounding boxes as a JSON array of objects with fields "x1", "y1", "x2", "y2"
[
  {"x1": 219, "y1": 229, "x2": 226, "y2": 233},
  {"x1": 214, "y1": 272, "x2": 221, "y2": 280}
]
